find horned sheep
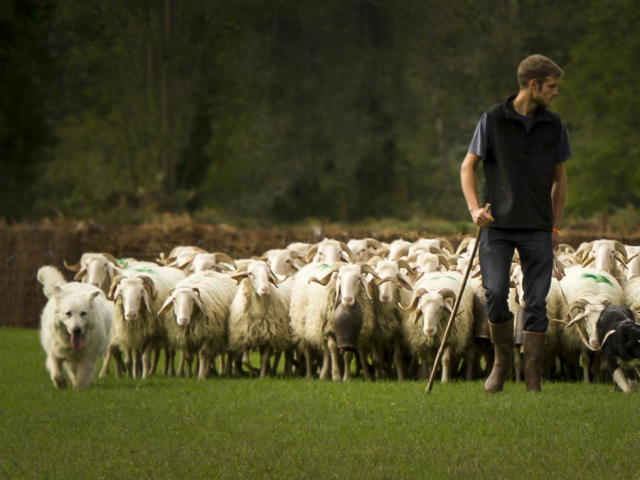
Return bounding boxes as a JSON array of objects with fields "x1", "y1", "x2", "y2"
[
  {"x1": 401, "y1": 271, "x2": 476, "y2": 382},
  {"x1": 304, "y1": 262, "x2": 379, "y2": 381},
  {"x1": 371, "y1": 259, "x2": 413, "y2": 380},
  {"x1": 558, "y1": 266, "x2": 623, "y2": 382},
  {"x1": 227, "y1": 260, "x2": 294, "y2": 377},
  {"x1": 107, "y1": 265, "x2": 185, "y2": 378},
  {"x1": 158, "y1": 271, "x2": 237, "y2": 379}
]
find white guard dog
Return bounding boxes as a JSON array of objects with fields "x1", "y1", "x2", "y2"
[{"x1": 37, "y1": 266, "x2": 114, "y2": 389}]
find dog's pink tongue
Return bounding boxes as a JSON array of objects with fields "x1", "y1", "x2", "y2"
[{"x1": 71, "y1": 333, "x2": 83, "y2": 351}]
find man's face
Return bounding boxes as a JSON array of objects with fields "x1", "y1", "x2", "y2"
[{"x1": 531, "y1": 75, "x2": 559, "y2": 107}]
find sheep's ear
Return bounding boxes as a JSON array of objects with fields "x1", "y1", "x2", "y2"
[
  {"x1": 360, "y1": 276, "x2": 372, "y2": 299},
  {"x1": 110, "y1": 284, "x2": 122, "y2": 302},
  {"x1": 158, "y1": 296, "x2": 174, "y2": 316},
  {"x1": 192, "y1": 289, "x2": 207, "y2": 317},
  {"x1": 108, "y1": 275, "x2": 123, "y2": 300},
  {"x1": 230, "y1": 271, "x2": 250, "y2": 284},
  {"x1": 413, "y1": 310, "x2": 423, "y2": 325}
]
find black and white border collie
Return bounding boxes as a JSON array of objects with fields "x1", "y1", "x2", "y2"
[{"x1": 596, "y1": 305, "x2": 640, "y2": 393}]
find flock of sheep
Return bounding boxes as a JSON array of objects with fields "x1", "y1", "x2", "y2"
[{"x1": 38, "y1": 235, "x2": 640, "y2": 387}]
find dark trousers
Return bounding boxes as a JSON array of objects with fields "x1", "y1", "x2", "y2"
[{"x1": 478, "y1": 227, "x2": 554, "y2": 333}]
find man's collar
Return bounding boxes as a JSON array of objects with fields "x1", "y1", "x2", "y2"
[{"x1": 503, "y1": 94, "x2": 552, "y2": 122}]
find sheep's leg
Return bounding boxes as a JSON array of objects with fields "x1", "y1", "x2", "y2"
[
  {"x1": 319, "y1": 343, "x2": 331, "y2": 380},
  {"x1": 465, "y1": 348, "x2": 476, "y2": 381},
  {"x1": 304, "y1": 345, "x2": 315, "y2": 379},
  {"x1": 271, "y1": 350, "x2": 282, "y2": 376},
  {"x1": 440, "y1": 345, "x2": 453, "y2": 383},
  {"x1": 177, "y1": 350, "x2": 186, "y2": 377},
  {"x1": 112, "y1": 346, "x2": 125, "y2": 378},
  {"x1": 393, "y1": 339, "x2": 405, "y2": 381},
  {"x1": 581, "y1": 350, "x2": 591, "y2": 384},
  {"x1": 294, "y1": 347, "x2": 305, "y2": 377},
  {"x1": 165, "y1": 347, "x2": 175, "y2": 377},
  {"x1": 99, "y1": 349, "x2": 112, "y2": 378},
  {"x1": 242, "y1": 349, "x2": 256, "y2": 376},
  {"x1": 356, "y1": 347, "x2": 372, "y2": 381},
  {"x1": 122, "y1": 347, "x2": 133, "y2": 378},
  {"x1": 47, "y1": 355, "x2": 67, "y2": 389},
  {"x1": 260, "y1": 345, "x2": 272, "y2": 378},
  {"x1": 283, "y1": 348, "x2": 293, "y2": 377},
  {"x1": 197, "y1": 349, "x2": 210, "y2": 379},
  {"x1": 371, "y1": 346, "x2": 385, "y2": 380},
  {"x1": 210, "y1": 354, "x2": 219, "y2": 377},
  {"x1": 141, "y1": 342, "x2": 155, "y2": 379},
  {"x1": 220, "y1": 351, "x2": 229, "y2": 377},
  {"x1": 230, "y1": 352, "x2": 242, "y2": 376},
  {"x1": 131, "y1": 348, "x2": 142, "y2": 379},
  {"x1": 325, "y1": 337, "x2": 342, "y2": 381},
  {"x1": 514, "y1": 346, "x2": 523, "y2": 382},
  {"x1": 342, "y1": 351, "x2": 354, "y2": 381},
  {"x1": 148, "y1": 343, "x2": 161, "y2": 376}
]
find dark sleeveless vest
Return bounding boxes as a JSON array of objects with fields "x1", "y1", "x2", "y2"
[{"x1": 483, "y1": 95, "x2": 562, "y2": 230}]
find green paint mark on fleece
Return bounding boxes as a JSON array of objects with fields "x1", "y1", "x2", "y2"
[
  {"x1": 580, "y1": 273, "x2": 614, "y2": 287},
  {"x1": 428, "y1": 275, "x2": 460, "y2": 283}
]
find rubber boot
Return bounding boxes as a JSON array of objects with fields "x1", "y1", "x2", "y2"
[
  {"x1": 483, "y1": 319, "x2": 514, "y2": 393},
  {"x1": 523, "y1": 331, "x2": 546, "y2": 392}
]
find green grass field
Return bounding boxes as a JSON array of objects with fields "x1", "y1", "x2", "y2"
[{"x1": 1, "y1": 327, "x2": 638, "y2": 480}]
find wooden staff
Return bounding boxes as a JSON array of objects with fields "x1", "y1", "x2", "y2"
[{"x1": 426, "y1": 204, "x2": 490, "y2": 393}]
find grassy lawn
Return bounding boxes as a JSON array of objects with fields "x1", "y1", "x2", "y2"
[{"x1": 1, "y1": 327, "x2": 638, "y2": 479}]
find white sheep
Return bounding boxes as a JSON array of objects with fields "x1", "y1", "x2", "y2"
[
  {"x1": 157, "y1": 245, "x2": 208, "y2": 268},
  {"x1": 376, "y1": 239, "x2": 412, "y2": 261},
  {"x1": 406, "y1": 252, "x2": 449, "y2": 275},
  {"x1": 625, "y1": 245, "x2": 640, "y2": 280},
  {"x1": 190, "y1": 252, "x2": 236, "y2": 274},
  {"x1": 256, "y1": 248, "x2": 302, "y2": 281},
  {"x1": 400, "y1": 271, "x2": 475, "y2": 382},
  {"x1": 622, "y1": 276, "x2": 640, "y2": 320},
  {"x1": 371, "y1": 259, "x2": 413, "y2": 380},
  {"x1": 106, "y1": 265, "x2": 185, "y2": 378},
  {"x1": 64, "y1": 252, "x2": 123, "y2": 295},
  {"x1": 558, "y1": 266, "x2": 623, "y2": 382},
  {"x1": 305, "y1": 262, "x2": 379, "y2": 381},
  {"x1": 407, "y1": 237, "x2": 455, "y2": 258},
  {"x1": 158, "y1": 271, "x2": 236, "y2": 379},
  {"x1": 227, "y1": 260, "x2": 293, "y2": 377},
  {"x1": 305, "y1": 238, "x2": 353, "y2": 264},
  {"x1": 575, "y1": 240, "x2": 628, "y2": 286},
  {"x1": 289, "y1": 262, "x2": 332, "y2": 378},
  {"x1": 347, "y1": 238, "x2": 382, "y2": 263}
]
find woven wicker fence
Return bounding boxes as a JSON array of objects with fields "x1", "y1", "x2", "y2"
[{"x1": 0, "y1": 219, "x2": 621, "y2": 329}]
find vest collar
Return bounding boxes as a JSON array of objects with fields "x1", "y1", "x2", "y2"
[{"x1": 502, "y1": 94, "x2": 553, "y2": 123}]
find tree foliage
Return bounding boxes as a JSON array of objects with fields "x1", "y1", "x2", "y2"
[{"x1": 4, "y1": 0, "x2": 636, "y2": 226}]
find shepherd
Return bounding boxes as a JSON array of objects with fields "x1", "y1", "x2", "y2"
[{"x1": 460, "y1": 54, "x2": 570, "y2": 393}]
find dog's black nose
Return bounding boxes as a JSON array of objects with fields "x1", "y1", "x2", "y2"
[{"x1": 72, "y1": 327, "x2": 82, "y2": 336}]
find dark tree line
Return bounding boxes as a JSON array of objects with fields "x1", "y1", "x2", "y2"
[{"x1": 2, "y1": 0, "x2": 638, "y2": 226}]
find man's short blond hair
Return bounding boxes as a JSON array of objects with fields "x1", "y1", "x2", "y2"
[{"x1": 517, "y1": 54, "x2": 563, "y2": 88}]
